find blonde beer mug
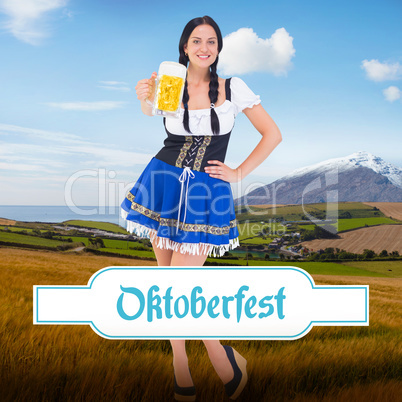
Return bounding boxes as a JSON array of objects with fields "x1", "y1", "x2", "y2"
[{"x1": 152, "y1": 61, "x2": 187, "y2": 118}]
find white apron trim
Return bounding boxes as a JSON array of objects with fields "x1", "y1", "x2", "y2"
[{"x1": 121, "y1": 208, "x2": 240, "y2": 258}]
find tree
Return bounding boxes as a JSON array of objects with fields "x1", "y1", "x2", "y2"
[
  {"x1": 379, "y1": 250, "x2": 388, "y2": 257},
  {"x1": 88, "y1": 237, "x2": 105, "y2": 249},
  {"x1": 339, "y1": 251, "x2": 356, "y2": 260},
  {"x1": 42, "y1": 230, "x2": 54, "y2": 239},
  {"x1": 362, "y1": 249, "x2": 376, "y2": 259}
]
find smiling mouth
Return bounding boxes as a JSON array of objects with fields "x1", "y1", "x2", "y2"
[{"x1": 197, "y1": 55, "x2": 210, "y2": 59}]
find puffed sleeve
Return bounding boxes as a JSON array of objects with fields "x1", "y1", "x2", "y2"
[{"x1": 230, "y1": 77, "x2": 261, "y2": 116}]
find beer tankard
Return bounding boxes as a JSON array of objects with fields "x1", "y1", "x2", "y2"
[{"x1": 151, "y1": 61, "x2": 187, "y2": 118}]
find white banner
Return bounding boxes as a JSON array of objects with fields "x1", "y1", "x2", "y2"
[{"x1": 33, "y1": 266, "x2": 369, "y2": 340}]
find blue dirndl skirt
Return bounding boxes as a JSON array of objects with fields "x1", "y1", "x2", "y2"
[{"x1": 120, "y1": 156, "x2": 240, "y2": 257}]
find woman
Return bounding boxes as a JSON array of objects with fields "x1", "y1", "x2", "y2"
[{"x1": 121, "y1": 16, "x2": 282, "y2": 401}]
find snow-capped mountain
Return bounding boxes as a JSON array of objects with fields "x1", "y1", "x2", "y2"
[
  {"x1": 282, "y1": 151, "x2": 402, "y2": 189},
  {"x1": 235, "y1": 151, "x2": 402, "y2": 205}
]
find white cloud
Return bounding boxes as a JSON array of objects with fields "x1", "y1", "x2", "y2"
[
  {"x1": 0, "y1": 123, "x2": 154, "y2": 168},
  {"x1": 0, "y1": 123, "x2": 155, "y2": 206},
  {"x1": 1, "y1": 173, "x2": 67, "y2": 182},
  {"x1": 45, "y1": 101, "x2": 128, "y2": 111},
  {"x1": 0, "y1": 161, "x2": 57, "y2": 173},
  {"x1": 98, "y1": 86, "x2": 131, "y2": 92},
  {"x1": 61, "y1": 145, "x2": 153, "y2": 167},
  {"x1": 0, "y1": 0, "x2": 68, "y2": 45},
  {"x1": 99, "y1": 81, "x2": 129, "y2": 86},
  {"x1": 0, "y1": 144, "x2": 69, "y2": 166},
  {"x1": 98, "y1": 81, "x2": 131, "y2": 92},
  {"x1": 0, "y1": 123, "x2": 83, "y2": 142},
  {"x1": 361, "y1": 59, "x2": 402, "y2": 82},
  {"x1": 98, "y1": 83, "x2": 131, "y2": 92},
  {"x1": 218, "y1": 27, "x2": 295, "y2": 76},
  {"x1": 383, "y1": 86, "x2": 401, "y2": 102},
  {"x1": 62, "y1": 7, "x2": 73, "y2": 19}
]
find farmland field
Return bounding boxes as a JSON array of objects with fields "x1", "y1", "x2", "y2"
[
  {"x1": 301, "y1": 224, "x2": 402, "y2": 254},
  {"x1": 363, "y1": 202, "x2": 402, "y2": 221}
]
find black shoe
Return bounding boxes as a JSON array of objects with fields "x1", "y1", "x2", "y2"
[
  {"x1": 223, "y1": 345, "x2": 248, "y2": 400},
  {"x1": 174, "y1": 373, "x2": 196, "y2": 401}
]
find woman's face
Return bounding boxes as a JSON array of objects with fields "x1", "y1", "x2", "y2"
[{"x1": 183, "y1": 24, "x2": 219, "y2": 68}]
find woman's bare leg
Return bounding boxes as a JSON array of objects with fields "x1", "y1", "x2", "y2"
[
  {"x1": 170, "y1": 248, "x2": 209, "y2": 266},
  {"x1": 169, "y1": 249, "x2": 209, "y2": 388},
  {"x1": 151, "y1": 238, "x2": 193, "y2": 387},
  {"x1": 151, "y1": 236, "x2": 209, "y2": 267},
  {"x1": 151, "y1": 235, "x2": 173, "y2": 266},
  {"x1": 202, "y1": 340, "x2": 234, "y2": 384},
  {"x1": 170, "y1": 339, "x2": 194, "y2": 387}
]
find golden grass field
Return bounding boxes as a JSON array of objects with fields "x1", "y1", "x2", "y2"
[
  {"x1": 301, "y1": 224, "x2": 402, "y2": 254},
  {"x1": 0, "y1": 247, "x2": 401, "y2": 401},
  {"x1": 0, "y1": 218, "x2": 16, "y2": 226},
  {"x1": 363, "y1": 202, "x2": 402, "y2": 221}
]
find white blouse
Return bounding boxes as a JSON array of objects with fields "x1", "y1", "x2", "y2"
[{"x1": 165, "y1": 77, "x2": 261, "y2": 136}]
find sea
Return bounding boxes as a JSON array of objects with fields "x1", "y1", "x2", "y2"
[{"x1": 0, "y1": 205, "x2": 123, "y2": 225}]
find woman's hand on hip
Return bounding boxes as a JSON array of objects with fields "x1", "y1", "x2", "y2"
[
  {"x1": 135, "y1": 72, "x2": 157, "y2": 102},
  {"x1": 204, "y1": 160, "x2": 241, "y2": 183}
]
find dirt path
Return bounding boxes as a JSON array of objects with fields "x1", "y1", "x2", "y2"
[{"x1": 65, "y1": 246, "x2": 86, "y2": 252}]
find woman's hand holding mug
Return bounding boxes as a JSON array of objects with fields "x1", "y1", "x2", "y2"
[{"x1": 136, "y1": 72, "x2": 157, "y2": 104}]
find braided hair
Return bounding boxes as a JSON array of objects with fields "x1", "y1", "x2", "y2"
[{"x1": 178, "y1": 16, "x2": 223, "y2": 135}]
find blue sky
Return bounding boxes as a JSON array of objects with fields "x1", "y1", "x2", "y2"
[{"x1": 0, "y1": 0, "x2": 401, "y2": 207}]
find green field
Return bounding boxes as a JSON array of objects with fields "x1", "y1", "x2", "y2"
[
  {"x1": 337, "y1": 217, "x2": 397, "y2": 231},
  {"x1": 0, "y1": 231, "x2": 67, "y2": 247},
  {"x1": 1, "y1": 200, "x2": 400, "y2": 266},
  {"x1": 3, "y1": 226, "x2": 401, "y2": 278},
  {"x1": 63, "y1": 220, "x2": 128, "y2": 234},
  {"x1": 240, "y1": 236, "x2": 274, "y2": 245},
  {"x1": 340, "y1": 260, "x2": 402, "y2": 278},
  {"x1": 236, "y1": 201, "x2": 386, "y2": 222},
  {"x1": 61, "y1": 236, "x2": 146, "y2": 248},
  {"x1": 301, "y1": 202, "x2": 375, "y2": 211},
  {"x1": 237, "y1": 221, "x2": 287, "y2": 240},
  {"x1": 234, "y1": 202, "x2": 400, "y2": 238},
  {"x1": 205, "y1": 259, "x2": 402, "y2": 277},
  {"x1": 300, "y1": 217, "x2": 398, "y2": 232},
  {"x1": 98, "y1": 247, "x2": 155, "y2": 258},
  {"x1": 0, "y1": 226, "x2": 38, "y2": 234}
]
